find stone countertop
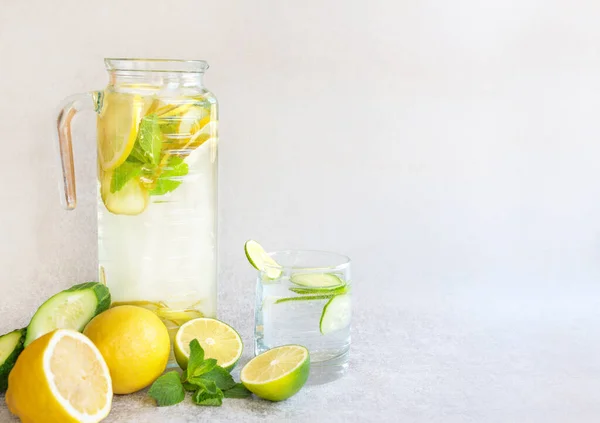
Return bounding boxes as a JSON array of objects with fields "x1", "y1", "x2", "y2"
[{"x1": 1, "y1": 281, "x2": 599, "y2": 422}]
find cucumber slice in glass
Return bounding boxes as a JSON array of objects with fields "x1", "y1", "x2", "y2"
[
  {"x1": 24, "y1": 282, "x2": 111, "y2": 347},
  {"x1": 244, "y1": 240, "x2": 282, "y2": 279},
  {"x1": 319, "y1": 294, "x2": 352, "y2": 335},
  {"x1": 0, "y1": 328, "x2": 25, "y2": 392},
  {"x1": 290, "y1": 273, "x2": 344, "y2": 290}
]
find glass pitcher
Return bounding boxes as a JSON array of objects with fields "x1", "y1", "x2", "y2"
[{"x1": 55, "y1": 58, "x2": 218, "y2": 353}]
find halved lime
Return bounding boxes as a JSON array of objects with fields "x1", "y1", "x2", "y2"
[
  {"x1": 319, "y1": 294, "x2": 352, "y2": 335},
  {"x1": 241, "y1": 345, "x2": 310, "y2": 401},
  {"x1": 174, "y1": 318, "x2": 243, "y2": 371},
  {"x1": 290, "y1": 273, "x2": 344, "y2": 290},
  {"x1": 244, "y1": 240, "x2": 282, "y2": 279}
]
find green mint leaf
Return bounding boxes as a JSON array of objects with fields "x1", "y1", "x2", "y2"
[
  {"x1": 111, "y1": 161, "x2": 143, "y2": 193},
  {"x1": 200, "y1": 367, "x2": 236, "y2": 390},
  {"x1": 184, "y1": 340, "x2": 218, "y2": 379},
  {"x1": 186, "y1": 339, "x2": 205, "y2": 377},
  {"x1": 223, "y1": 383, "x2": 252, "y2": 399},
  {"x1": 191, "y1": 358, "x2": 218, "y2": 378},
  {"x1": 129, "y1": 114, "x2": 162, "y2": 165},
  {"x1": 192, "y1": 379, "x2": 219, "y2": 394},
  {"x1": 182, "y1": 381, "x2": 198, "y2": 392},
  {"x1": 149, "y1": 156, "x2": 189, "y2": 196},
  {"x1": 129, "y1": 145, "x2": 148, "y2": 164},
  {"x1": 125, "y1": 154, "x2": 144, "y2": 164},
  {"x1": 148, "y1": 371, "x2": 185, "y2": 407},
  {"x1": 138, "y1": 114, "x2": 162, "y2": 164},
  {"x1": 192, "y1": 385, "x2": 223, "y2": 406},
  {"x1": 158, "y1": 116, "x2": 180, "y2": 136}
]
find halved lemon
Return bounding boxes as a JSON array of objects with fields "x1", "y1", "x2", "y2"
[
  {"x1": 174, "y1": 318, "x2": 243, "y2": 371},
  {"x1": 97, "y1": 92, "x2": 145, "y2": 170},
  {"x1": 6, "y1": 329, "x2": 112, "y2": 423},
  {"x1": 241, "y1": 345, "x2": 310, "y2": 401}
]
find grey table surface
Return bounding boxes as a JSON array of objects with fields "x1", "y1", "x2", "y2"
[{"x1": 1, "y1": 279, "x2": 599, "y2": 423}]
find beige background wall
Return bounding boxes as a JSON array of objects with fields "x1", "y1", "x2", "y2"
[{"x1": 1, "y1": 0, "x2": 599, "y2": 333}]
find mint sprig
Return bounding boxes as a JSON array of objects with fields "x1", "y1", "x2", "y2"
[
  {"x1": 110, "y1": 113, "x2": 189, "y2": 196},
  {"x1": 148, "y1": 339, "x2": 251, "y2": 407},
  {"x1": 110, "y1": 161, "x2": 142, "y2": 193},
  {"x1": 130, "y1": 114, "x2": 162, "y2": 165},
  {"x1": 149, "y1": 156, "x2": 188, "y2": 196}
]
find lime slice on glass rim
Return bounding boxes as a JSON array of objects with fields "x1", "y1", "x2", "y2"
[
  {"x1": 240, "y1": 345, "x2": 310, "y2": 401},
  {"x1": 244, "y1": 240, "x2": 283, "y2": 279},
  {"x1": 174, "y1": 317, "x2": 243, "y2": 371}
]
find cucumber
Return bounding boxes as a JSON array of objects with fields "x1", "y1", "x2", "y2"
[
  {"x1": 319, "y1": 294, "x2": 352, "y2": 335},
  {"x1": 0, "y1": 328, "x2": 25, "y2": 392},
  {"x1": 24, "y1": 282, "x2": 111, "y2": 347},
  {"x1": 290, "y1": 273, "x2": 345, "y2": 290}
]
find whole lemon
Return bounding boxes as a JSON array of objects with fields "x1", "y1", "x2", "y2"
[{"x1": 83, "y1": 305, "x2": 170, "y2": 394}]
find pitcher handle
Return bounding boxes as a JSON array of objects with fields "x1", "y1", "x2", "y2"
[{"x1": 54, "y1": 91, "x2": 103, "y2": 210}]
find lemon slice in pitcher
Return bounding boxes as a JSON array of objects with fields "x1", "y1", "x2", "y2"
[{"x1": 97, "y1": 92, "x2": 145, "y2": 170}]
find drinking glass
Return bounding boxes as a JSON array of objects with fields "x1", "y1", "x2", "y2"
[{"x1": 254, "y1": 250, "x2": 352, "y2": 384}]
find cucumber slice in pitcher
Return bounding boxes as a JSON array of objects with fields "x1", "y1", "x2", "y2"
[
  {"x1": 24, "y1": 282, "x2": 111, "y2": 347},
  {"x1": 0, "y1": 328, "x2": 25, "y2": 392},
  {"x1": 290, "y1": 273, "x2": 344, "y2": 290},
  {"x1": 319, "y1": 294, "x2": 352, "y2": 335}
]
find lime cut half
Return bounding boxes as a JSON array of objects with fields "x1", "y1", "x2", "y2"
[
  {"x1": 290, "y1": 273, "x2": 344, "y2": 290},
  {"x1": 244, "y1": 240, "x2": 282, "y2": 279},
  {"x1": 241, "y1": 345, "x2": 310, "y2": 401},
  {"x1": 174, "y1": 318, "x2": 243, "y2": 371},
  {"x1": 319, "y1": 294, "x2": 352, "y2": 335}
]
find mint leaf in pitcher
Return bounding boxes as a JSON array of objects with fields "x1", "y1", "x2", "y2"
[
  {"x1": 110, "y1": 161, "x2": 143, "y2": 193},
  {"x1": 130, "y1": 114, "x2": 162, "y2": 165},
  {"x1": 150, "y1": 156, "x2": 189, "y2": 196}
]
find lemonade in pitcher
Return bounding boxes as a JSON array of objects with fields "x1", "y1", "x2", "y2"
[{"x1": 55, "y1": 59, "x2": 218, "y2": 364}]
